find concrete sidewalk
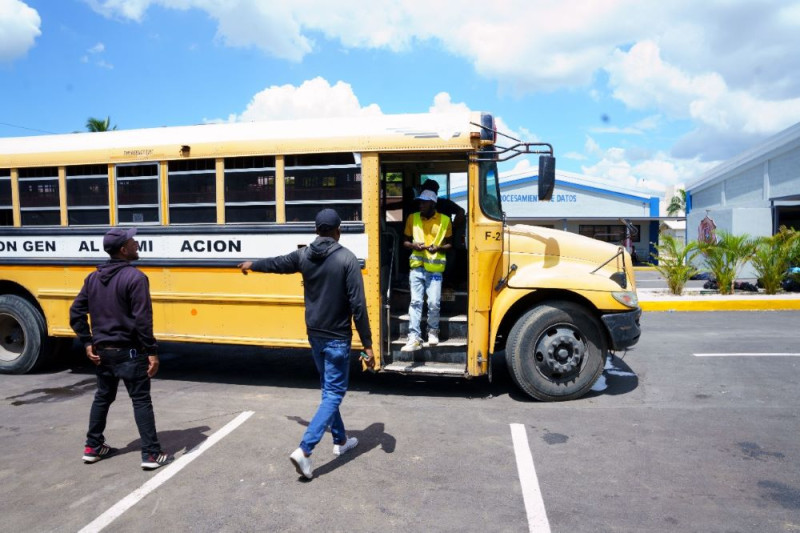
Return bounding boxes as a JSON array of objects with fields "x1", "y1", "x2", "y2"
[
  {"x1": 638, "y1": 287, "x2": 800, "y2": 312},
  {"x1": 634, "y1": 267, "x2": 800, "y2": 311}
]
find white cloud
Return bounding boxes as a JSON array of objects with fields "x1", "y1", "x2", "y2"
[
  {"x1": 0, "y1": 0, "x2": 41, "y2": 63},
  {"x1": 87, "y1": 1, "x2": 800, "y2": 176},
  {"x1": 429, "y1": 92, "x2": 470, "y2": 115},
  {"x1": 563, "y1": 152, "x2": 587, "y2": 161},
  {"x1": 580, "y1": 140, "x2": 717, "y2": 193},
  {"x1": 224, "y1": 77, "x2": 382, "y2": 122},
  {"x1": 607, "y1": 40, "x2": 800, "y2": 135},
  {"x1": 606, "y1": 39, "x2": 800, "y2": 159},
  {"x1": 85, "y1": 1, "x2": 800, "y2": 97},
  {"x1": 82, "y1": 41, "x2": 112, "y2": 69}
]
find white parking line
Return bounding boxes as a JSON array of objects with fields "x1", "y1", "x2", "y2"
[
  {"x1": 694, "y1": 353, "x2": 800, "y2": 357},
  {"x1": 79, "y1": 410, "x2": 255, "y2": 533},
  {"x1": 510, "y1": 423, "x2": 552, "y2": 533}
]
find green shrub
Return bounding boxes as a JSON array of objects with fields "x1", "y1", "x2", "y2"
[
  {"x1": 751, "y1": 227, "x2": 799, "y2": 294},
  {"x1": 698, "y1": 231, "x2": 756, "y2": 295},
  {"x1": 651, "y1": 235, "x2": 699, "y2": 295}
]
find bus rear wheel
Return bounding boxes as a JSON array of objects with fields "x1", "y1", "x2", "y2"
[
  {"x1": 506, "y1": 301, "x2": 606, "y2": 401},
  {"x1": 0, "y1": 295, "x2": 48, "y2": 374}
]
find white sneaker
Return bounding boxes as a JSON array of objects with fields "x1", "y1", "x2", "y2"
[
  {"x1": 400, "y1": 337, "x2": 422, "y2": 352},
  {"x1": 333, "y1": 436, "x2": 358, "y2": 456},
  {"x1": 428, "y1": 332, "x2": 439, "y2": 346},
  {"x1": 289, "y1": 447, "x2": 313, "y2": 479}
]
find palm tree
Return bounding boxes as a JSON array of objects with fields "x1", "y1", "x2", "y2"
[
  {"x1": 651, "y1": 234, "x2": 700, "y2": 295},
  {"x1": 698, "y1": 230, "x2": 756, "y2": 295},
  {"x1": 751, "y1": 226, "x2": 800, "y2": 294},
  {"x1": 667, "y1": 188, "x2": 686, "y2": 216},
  {"x1": 86, "y1": 116, "x2": 117, "y2": 132}
]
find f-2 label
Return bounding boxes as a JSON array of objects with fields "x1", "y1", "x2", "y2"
[{"x1": 484, "y1": 231, "x2": 501, "y2": 241}]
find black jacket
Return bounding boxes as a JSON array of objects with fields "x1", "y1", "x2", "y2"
[
  {"x1": 69, "y1": 259, "x2": 158, "y2": 354},
  {"x1": 251, "y1": 236, "x2": 372, "y2": 348}
]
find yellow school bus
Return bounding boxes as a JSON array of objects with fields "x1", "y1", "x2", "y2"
[{"x1": 0, "y1": 112, "x2": 640, "y2": 400}]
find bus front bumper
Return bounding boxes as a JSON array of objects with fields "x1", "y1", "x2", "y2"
[{"x1": 601, "y1": 308, "x2": 641, "y2": 351}]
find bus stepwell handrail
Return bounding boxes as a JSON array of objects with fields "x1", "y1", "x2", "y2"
[{"x1": 383, "y1": 230, "x2": 397, "y2": 359}]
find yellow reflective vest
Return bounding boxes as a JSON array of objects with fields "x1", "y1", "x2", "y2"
[{"x1": 409, "y1": 212, "x2": 451, "y2": 272}]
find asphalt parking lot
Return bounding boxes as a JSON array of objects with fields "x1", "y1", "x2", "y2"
[{"x1": 2, "y1": 310, "x2": 800, "y2": 532}]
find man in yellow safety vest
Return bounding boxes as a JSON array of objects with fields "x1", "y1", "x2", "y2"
[{"x1": 401, "y1": 189, "x2": 453, "y2": 352}]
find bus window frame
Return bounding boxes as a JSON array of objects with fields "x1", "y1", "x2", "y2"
[
  {"x1": 223, "y1": 156, "x2": 277, "y2": 224},
  {"x1": 17, "y1": 167, "x2": 61, "y2": 226},
  {"x1": 167, "y1": 159, "x2": 217, "y2": 225},
  {"x1": 66, "y1": 164, "x2": 110, "y2": 226},
  {"x1": 115, "y1": 161, "x2": 162, "y2": 226}
]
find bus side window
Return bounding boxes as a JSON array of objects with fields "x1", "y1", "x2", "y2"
[
  {"x1": 284, "y1": 153, "x2": 362, "y2": 222},
  {"x1": 0, "y1": 169, "x2": 12, "y2": 226},
  {"x1": 168, "y1": 159, "x2": 217, "y2": 224},
  {"x1": 18, "y1": 167, "x2": 60, "y2": 226},
  {"x1": 116, "y1": 162, "x2": 161, "y2": 224},
  {"x1": 224, "y1": 156, "x2": 276, "y2": 224}
]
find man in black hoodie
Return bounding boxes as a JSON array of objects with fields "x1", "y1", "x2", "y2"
[
  {"x1": 238, "y1": 208, "x2": 374, "y2": 480},
  {"x1": 70, "y1": 227, "x2": 173, "y2": 471}
]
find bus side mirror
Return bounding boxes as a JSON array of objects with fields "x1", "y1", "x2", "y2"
[{"x1": 538, "y1": 155, "x2": 555, "y2": 202}]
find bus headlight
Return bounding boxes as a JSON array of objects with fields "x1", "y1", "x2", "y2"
[{"x1": 612, "y1": 291, "x2": 639, "y2": 308}]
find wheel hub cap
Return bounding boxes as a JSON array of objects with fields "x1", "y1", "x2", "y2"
[{"x1": 539, "y1": 329, "x2": 584, "y2": 374}]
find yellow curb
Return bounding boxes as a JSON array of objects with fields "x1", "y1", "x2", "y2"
[
  {"x1": 641, "y1": 299, "x2": 800, "y2": 312},
  {"x1": 633, "y1": 266, "x2": 657, "y2": 271}
]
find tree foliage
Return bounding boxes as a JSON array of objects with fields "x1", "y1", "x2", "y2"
[
  {"x1": 698, "y1": 231, "x2": 756, "y2": 295},
  {"x1": 651, "y1": 234, "x2": 700, "y2": 295},
  {"x1": 751, "y1": 227, "x2": 800, "y2": 294},
  {"x1": 85, "y1": 116, "x2": 116, "y2": 132},
  {"x1": 666, "y1": 188, "x2": 686, "y2": 216}
]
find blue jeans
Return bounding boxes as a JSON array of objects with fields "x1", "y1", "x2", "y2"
[
  {"x1": 300, "y1": 337, "x2": 351, "y2": 455},
  {"x1": 87, "y1": 349, "x2": 161, "y2": 458},
  {"x1": 408, "y1": 267, "x2": 442, "y2": 340}
]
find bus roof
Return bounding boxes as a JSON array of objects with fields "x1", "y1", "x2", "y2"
[{"x1": 0, "y1": 111, "x2": 485, "y2": 167}]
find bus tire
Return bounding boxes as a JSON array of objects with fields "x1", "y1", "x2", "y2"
[
  {"x1": 0, "y1": 295, "x2": 49, "y2": 374},
  {"x1": 506, "y1": 301, "x2": 606, "y2": 401}
]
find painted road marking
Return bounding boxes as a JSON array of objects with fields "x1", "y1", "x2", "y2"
[
  {"x1": 694, "y1": 353, "x2": 800, "y2": 357},
  {"x1": 79, "y1": 410, "x2": 255, "y2": 533},
  {"x1": 510, "y1": 423, "x2": 552, "y2": 533}
]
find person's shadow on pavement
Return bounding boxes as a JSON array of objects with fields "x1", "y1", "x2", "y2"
[
  {"x1": 114, "y1": 425, "x2": 213, "y2": 459},
  {"x1": 287, "y1": 415, "x2": 395, "y2": 480}
]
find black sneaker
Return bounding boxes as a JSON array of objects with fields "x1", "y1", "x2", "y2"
[
  {"x1": 83, "y1": 443, "x2": 118, "y2": 464},
  {"x1": 141, "y1": 452, "x2": 175, "y2": 470}
]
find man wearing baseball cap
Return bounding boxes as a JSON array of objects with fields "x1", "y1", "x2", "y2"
[
  {"x1": 70, "y1": 227, "x2": 174, "y2": 470},
  {"x1": 401, "y1": 187, "x2": 453, "y2": 352},
  {"x1": 238, "y1": 208, "x2": 375, "y2": 480}
]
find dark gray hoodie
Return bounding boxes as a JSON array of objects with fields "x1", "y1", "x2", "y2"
[
  {"x1": 251, "y1": 236, "x2": 372, "y2": 347},
  {"x1": 70, "y1": 259, "x2": 158, "y2": 354}
]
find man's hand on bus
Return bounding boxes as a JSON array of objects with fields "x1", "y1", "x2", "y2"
[
  {"x1": 238, "y1": 261, "x2": 253, "y2": 275},
  {"x1": 85, "y1": 344, "x2": 100, "y2": 365},
  {"x1": 147, "y1": 355, "x2": 159, "y2": 378}
]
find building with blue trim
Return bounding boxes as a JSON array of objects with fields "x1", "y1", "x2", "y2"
[{"x1": 450, "y1": 168, "x2": 661, "y2": 263}]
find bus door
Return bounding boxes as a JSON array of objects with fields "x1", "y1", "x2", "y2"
[{"x1": 378, "y1": 155, "x2": 469, "y2": 376}]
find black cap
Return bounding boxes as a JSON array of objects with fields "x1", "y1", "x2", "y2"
[
  {"x1": 421, "y1": 179, "x2": 440, "y2": 193},
  {"x1": 315, "y1": 208, "x2": 341, "y2": 231},
  {"x1": 103, "y1": 227, "x2": 137, "y2": 254}
]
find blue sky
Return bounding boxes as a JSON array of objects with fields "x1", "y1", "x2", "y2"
[{"x1": 2, "y1": 0, "x2": 800, "y2": 195}]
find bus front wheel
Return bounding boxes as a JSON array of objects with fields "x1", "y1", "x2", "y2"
[
  {"x1": 506, "y1": 301, "x2": 606, "y2": 401},
  {"x1": 0, "y1": 295, "x2": 48, "y2": 374}
]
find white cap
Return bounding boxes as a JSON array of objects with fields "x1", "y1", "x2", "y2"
[{"x1": 415, "y1": 189, "x2": 437, "y2": 202}]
